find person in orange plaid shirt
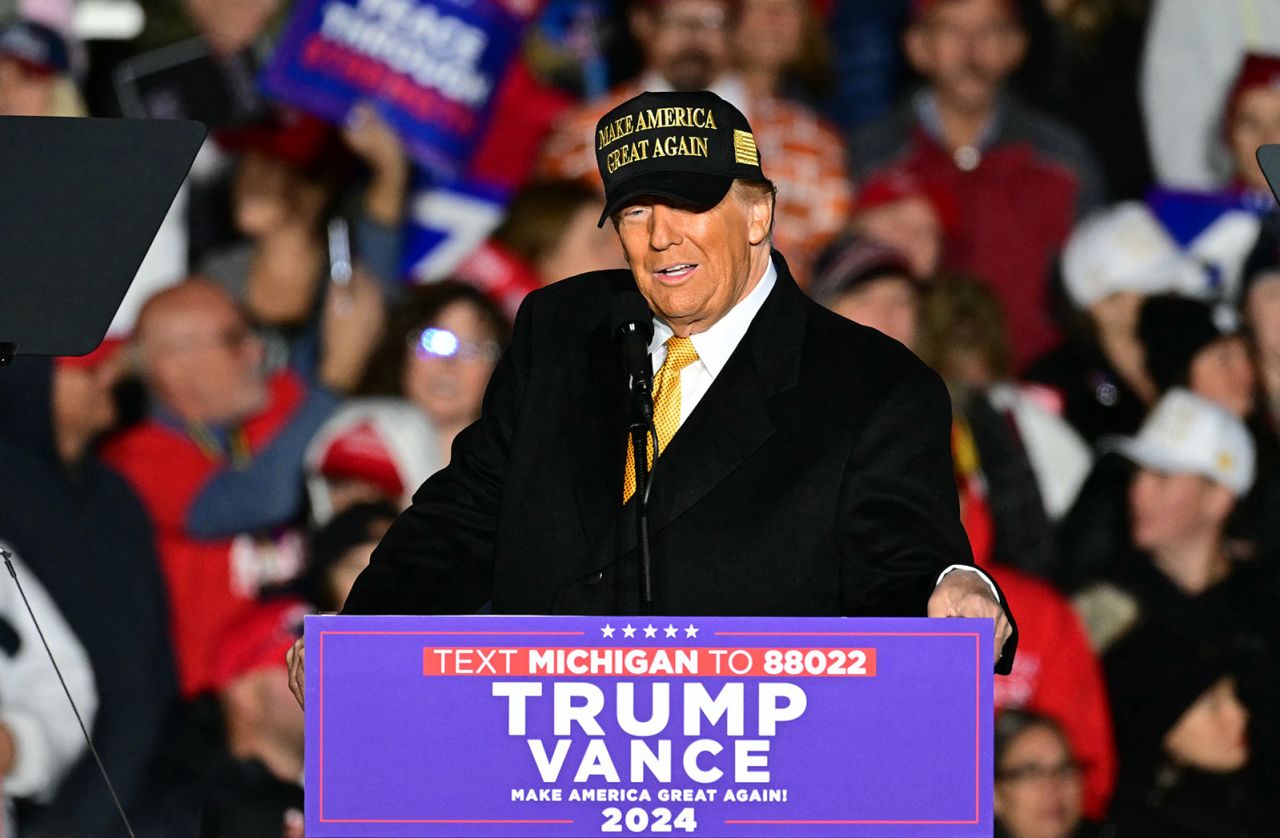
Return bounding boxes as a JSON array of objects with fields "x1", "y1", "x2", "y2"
[{"x1": 535, "y1": 0, "x2": 852, "y2": 284}]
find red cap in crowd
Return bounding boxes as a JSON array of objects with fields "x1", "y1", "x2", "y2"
[
  {"x1": 314, "y1": 419, "x2": 407, "y2": 502},
  {"x1": 210, "y1": 598, "x2": 308, "y2": 694},
  {"x1": 1224, "y1": 53, "x2": 1280, "y2": 133},
  {"x1": 855, "y1": 169, "x2": 960, "y2": 237},
  {"x1": 215, "y1": 108, "x2": 345, "y2": 173}
]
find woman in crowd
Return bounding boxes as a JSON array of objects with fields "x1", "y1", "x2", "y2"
[
  {"x1": 358, "y1": 282, "x2": 511, "y2": 465},
  {"x1": 200, "y1": 104, "x2": 405, "y2": 391},
  {"x1": 1104, "y1": 621, "x2": 1274, "y2": 836},
  {"x1": 994, "y1": 711, "x2": 1098, "y2": 838},
  {"x1": 305, "y1": 282, "x2": 510, "y2": 523}
]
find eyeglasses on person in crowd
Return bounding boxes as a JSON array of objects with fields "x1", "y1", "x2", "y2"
[
  {"x1": 995, "y1": 759, "x2": 1083, "y2": 784},
  {"x1": 408, "y1": 327, "x2": 502, "y2": 364}
]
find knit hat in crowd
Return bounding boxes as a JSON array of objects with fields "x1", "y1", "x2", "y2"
[
  {"x1": 308, "y1": 501, "x2": 396, "y2": 583},
  {"x1": 1061, "y1": 203, "x2": 1206, "y2": 311},
  {"x1": 808, "y1": 234, "x2": 919, "y2": 307},
  {"x1": 304, "y1": 501, "x2": 397, "y2": 612},
  {"x1": 1107, "y1": 388, "x2": 1256, "y2": 496},
  {"x1": 1137, "y1": 294, "x2": 1240, "y2": 393}
]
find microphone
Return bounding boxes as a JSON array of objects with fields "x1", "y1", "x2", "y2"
[{"x1": 610, "y1": 292, "x2": 655, "y2": 423}]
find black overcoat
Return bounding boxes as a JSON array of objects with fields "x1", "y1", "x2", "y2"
[{"x1": 344, "y1": 252, "x2": 1017, "y2": 670}]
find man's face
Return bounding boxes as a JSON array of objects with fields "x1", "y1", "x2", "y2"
[
  {"x1": 1128, "y1": 469, "x2": 1228, "y2": 553},
  {"x1": 1231, "y1": 86, "x2": 1280, "y2": 191},
  {"x1": 631, "y1": 0, "x2": 731, "y2": 91},
  {"x1": 615, "y1": 186, "x2": 772, "y2": 336},
  {"x1": 141, "y1": 290, "x2": 268, "y2": 425},
  {"x1": 1164, "y1": 677, "x2": 1250, "y2": 773},
  {"x1": 906, "y1": 0, "x2": 1026, "y2": 115},
  {"x1": 1189, "y1": 335, "x2": 1255, "y2": 419},
  {"x1": 993, "y1": 725, "x2": 1083, "y2": 838},
  {"x1": 828, "y1": 275, "x2": 921, "y2": 350}
]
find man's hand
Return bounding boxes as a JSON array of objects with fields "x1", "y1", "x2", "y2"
[
  {"x1": 927, "y1": 570, "x2": 1012, "y2": 666},
  {"x1": 342, "y1": 103, "x2": 410, "y2": 226},
  {"x1": 286, "y1": 636, "x2": 306, "y2": 710}
]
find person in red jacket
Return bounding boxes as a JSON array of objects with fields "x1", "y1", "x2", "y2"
[
  {"x1": 104, "y1": 280, "x2": 337, "y2": 697},
  {"x1": 850, "y1": 0, "x2": 1105, "y2": 370}
]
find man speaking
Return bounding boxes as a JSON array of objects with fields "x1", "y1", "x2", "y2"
[{"x1": 288, "y1": 91, "x2": 1015, "y2": 704}]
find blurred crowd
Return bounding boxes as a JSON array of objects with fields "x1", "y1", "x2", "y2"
[{"x1": 2, "y1": 0, "x2": 1280, "y2": 835}]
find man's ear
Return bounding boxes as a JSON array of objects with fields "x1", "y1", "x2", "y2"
[
  {"x1": 903, "y1": 22, "x2": 933, "y2": 77},
  {"x1": 1206, "y1": 484, "x2": 1237, "y2": 526},
  {"x1": 747, "y1": 191, "x2": 774, "y2": 246}
]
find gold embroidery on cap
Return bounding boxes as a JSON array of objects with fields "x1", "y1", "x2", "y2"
[{"x1": 734, "y1": 129, "x2": 759, "y2": 166}]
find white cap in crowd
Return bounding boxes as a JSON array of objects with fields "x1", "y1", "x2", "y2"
[
  {"x1": 1108, "y1": 389, "x2": 1256, "y2": 496},
  {"x1": 1062, "y1": 202, "x2": 1207, "y2": 310}
]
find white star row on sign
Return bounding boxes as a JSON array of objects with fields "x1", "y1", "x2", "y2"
[{"x1": 600, "y1": 623, "x2": 699, "y2": 638}]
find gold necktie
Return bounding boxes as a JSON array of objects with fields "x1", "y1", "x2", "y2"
[{"x1": 623, "y1": 336, "x2": 699, "y2": 503}]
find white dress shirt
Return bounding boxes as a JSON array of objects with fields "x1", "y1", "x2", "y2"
[
  {"x1": 647, "y1": 258, "x2": 776, "y2": 423},
  {"x1": 643, "y1": 257, "x2": 997, "y2": 599}
]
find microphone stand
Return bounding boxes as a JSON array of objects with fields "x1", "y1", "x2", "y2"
[{"x1": 627, "y1": 379, "x2": 659, "y2": 616}]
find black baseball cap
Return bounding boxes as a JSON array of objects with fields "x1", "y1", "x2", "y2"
[{"x1": 595, "y1": 90, "x2": 767, "y2": 227}]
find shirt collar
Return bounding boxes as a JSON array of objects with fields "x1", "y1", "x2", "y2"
[
  {"x1": 650, "y1": 257, "x2": 777, "y2": 378},
  {"x1": 914, "y1": 89, "x2": 1004, "y2": 151}
]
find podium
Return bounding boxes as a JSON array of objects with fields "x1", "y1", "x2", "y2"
[{"x1": 305, "y1": 615, "x2": 993, "y2": 837}]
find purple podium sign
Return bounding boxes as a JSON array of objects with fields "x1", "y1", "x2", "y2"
[{"x1": 305, "y1": 616, "x2": 993, "y2": 837}]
